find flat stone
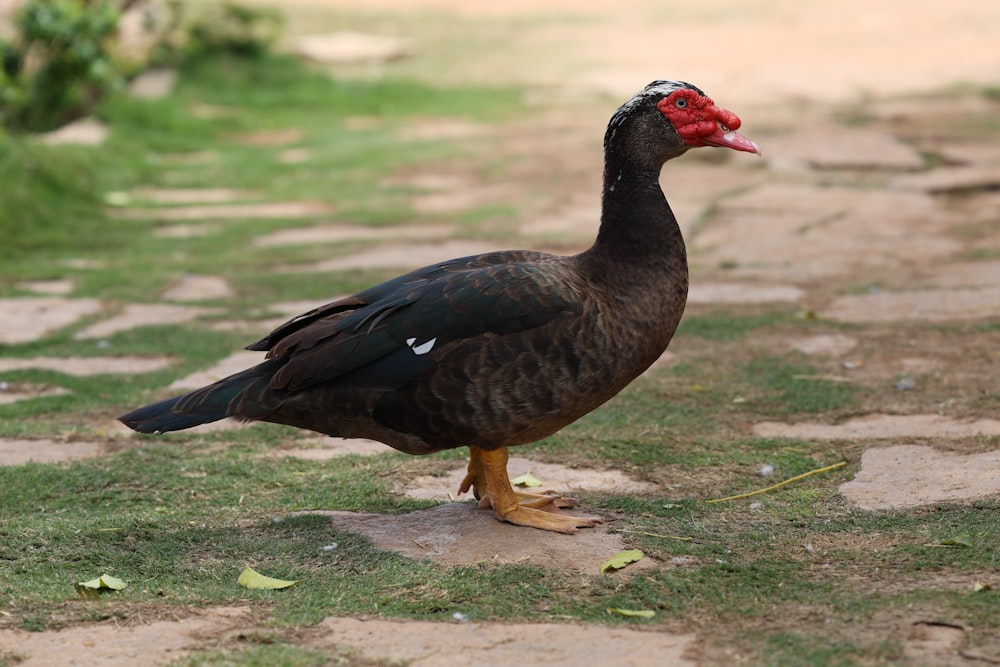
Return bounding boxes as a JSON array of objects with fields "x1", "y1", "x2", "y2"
[
  {"x1": 124, "y1": 187, "x2": 249, "y2": 205},
  {"x1": 16, "y1": 279, "x2": 74, "y2": 295},
  {"x1": 868, "y1": 95, "x2": 996, "y2": 122},
  {"x1": 228, "y1": 128, "x2": 305, "y2": 147},
  {"x1": 41, "y1": 118, "x2": 108, "y2": 146},
  {"x1": 310, "y1": 616, "x2": 695, "y2": 667},
  {"x1": 693, "y1": 184, "x2": 961, "y2": 280},
  {"x1": 153, "y1": 224, "x2": 221, "y2": 239},
  {"x1": 278, "y1": 147, "x2": 312, "y2": 164},
  {"x1": 891, "y1": 166, "x2": 1000, "y2": 193},
  {"x1": 169, "y1": 351, "x2": 264, "y2": 390},
  {"x1": 411, "y1": 183, "x2": 516, "y2": 215},
  {"x1": 789, "y1": 334, "x2": 858, "y2": 357},
  {"x1": 162, "y1": 275, "x2": 233, "y2": 302},
  {"x1": 254, "y1": 223, "x2": 454, "y2": 247},
  {"x1": 754, "y1": 414, "x2": 1000, "y2": 440},
  {"x1": 917, "y1": 260, "x2": 1000, "y2": 289},
  {"x1": 0, "y1": 438, "x2": 103, "y2": 465},
  {"x1": 397, "y1": 119, "x2": 489, "y2": 141},
  {"x1": 839, "y1": 445, "x2": 1000, "y2": 509},
  {"x1": 74, "y1": 304, "x2": 218, "y2": 340},
  {"x1": 406, "y1": 456, "x2": 657, "y2": 501},
  {"x1": 273, "y1": 437, "x2": 387, "y2": 460},
  {"x1": 107, "y1": 201, "x2": 331, "y2": 221},
  {"x1": 61, "y1": 258, "x2": 106, "y2": 270},
  {"x1": 307, "y1": 504, "x2": 658, "y2": 576},
  {"x1": 151, "y1": 151, "x2": 219, "y2": 166},
  {"x1": 688, "y1": 282, "x2": 804, "y2": 304},
  {"x1": 292, "y1": 31, "x2": 411, "y2": 64},
  {"x1": 0, "y1": 384, "x2": 70, "y2": 405},
  {"x1": 0, "y1": 297, "x2": 102, "y2": 344},
  {"x1": 300, "y1": 241, "x2": 503, "y2": 273},
  {"x1": 822, "y1": 287, "x2": 1000, "y2": 323},
  {"x1": 0, "y1": 606, "x2": 252, "y2": 667},
  {"x1": 127, "y1": 68, "x2": 177, "y2": 99},
  {"x1": 911, "y1": 138, "x2": 1000, "y2": 166},
  {"x1": 190, "y1": 103, "x2": 238, "y2": 119},
  {"x1": 0, "y1": 356, "x2": 172, "y2": 376},
  {"x1": 0, "y1": 604, "x2": 693, "y2": 667},
  {"x1": 520, "y1": 202, "x2": 600, "y2": 239},
  {"x1": 764, "y1": 126, "x2": 925, "y2": 171}
]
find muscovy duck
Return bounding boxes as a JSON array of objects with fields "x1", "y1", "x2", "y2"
[{"x1": 120, "y1": 81, "x2": 759, "y2": 533}]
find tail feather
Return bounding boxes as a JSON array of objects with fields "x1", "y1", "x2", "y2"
[
  {"x1": 118, "y1": 358, "x2": 282, "y2": 434},
  {"x1": 118, "y1": 394, "x2": 228, "y2": 433}
]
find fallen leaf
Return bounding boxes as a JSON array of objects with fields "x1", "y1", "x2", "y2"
[
  {"x1": 76, "y1": 574, "x2": 127, "y2": 598},
  {"x1": 973, "y1": 582, "x2": 992, "y2": 592},
  {"x1": 238, "y1": 566, "x2": 301, "y2": 590},
  {"x1": 607, "y1": 607, "x2": 655, "y2": 618},
  {"x1": 600, "y1": 549, "x2": 644, "y2": 574},
  {"x1": 511, "y1": 472, "x2": 542, "y2": 488},
  {"x1": 938, "y1": 535, "x2": 973, "y2": 548}
]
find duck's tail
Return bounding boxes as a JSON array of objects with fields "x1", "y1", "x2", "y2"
[{"x1": 118, "y1": 358, "x2": 282, "y2": 434}]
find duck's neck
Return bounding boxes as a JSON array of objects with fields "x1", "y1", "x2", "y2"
[{"x1": 587, "y1": 148, "x2": 688, "y2": 282}]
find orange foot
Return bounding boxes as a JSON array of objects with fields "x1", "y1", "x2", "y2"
[{"x1": 458, "y1": 445, "x2": 602, "y2": 534}]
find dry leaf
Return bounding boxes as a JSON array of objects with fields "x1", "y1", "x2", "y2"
[
  {"x1": 76, "y1": 574, "x2": 127, "y2": 598},
  {"x1": 511, "y1": 472, "x2": 542, "y2": 488},
  {"x1": 607, "y1": 607, "x2": 655, "y2": 618},
  {"x1": 938, "y1": 535, "x2": 973, "y2": 547},
  {"x1": 238, "y1": 566, "x2": 301, "y2": 590},
  {"x1": 600, "y1": 549, "x2": 644, "y2": 574}
]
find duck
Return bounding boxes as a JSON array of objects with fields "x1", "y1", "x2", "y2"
[{"x1": 119, "y1": 80, "x2": 759, "y2": 534}]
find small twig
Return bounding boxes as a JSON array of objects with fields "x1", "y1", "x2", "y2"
[
  {"x1": 615, "y1": 528, "x2": 692, "y2": 542},
  {"x1": 791, "y1": 374, "x2": 851, "y2": 383},
  {"x1": 706, "y1": 461, "x2": 847, "y2": 504}
]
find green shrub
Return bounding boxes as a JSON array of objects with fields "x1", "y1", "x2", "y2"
[
  {"x1": 0, "y1": 0, "x2": 124, "y2": 132},
  {"x1": 0, "y1": 0, "x2": 283, "y2": 133}
]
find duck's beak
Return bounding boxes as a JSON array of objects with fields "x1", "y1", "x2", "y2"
[
  {"x1": 700, "y1": 123, "x2": 761, "y2": 155},
  {"x1": 699, "y1": 123, "x2": 761, "y2": 155}
]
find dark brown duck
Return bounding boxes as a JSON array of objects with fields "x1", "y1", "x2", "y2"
[{"x1": 119, "y1": 81, "x2": 760, "y2": 533}]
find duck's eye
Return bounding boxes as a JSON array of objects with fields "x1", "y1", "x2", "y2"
[{"x1": 675, "y1": 98, "x2": 688, "y2": 109}]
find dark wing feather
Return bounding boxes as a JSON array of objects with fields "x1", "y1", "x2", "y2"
[{"x1": 247, "y1": 251, "x2": 575, "y2": 395}]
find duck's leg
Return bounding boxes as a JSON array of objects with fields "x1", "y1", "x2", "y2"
[
  {"x1": 458, "y1": 446, "x2": 578, "y2": 509},
  {"x1": 465, "y1": 445, "x2": 601, "y2": 534}
]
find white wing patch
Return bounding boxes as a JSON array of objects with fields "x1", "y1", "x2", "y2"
[{"x1": 407, "y1": 337, "x2": 437, "y2": 355}]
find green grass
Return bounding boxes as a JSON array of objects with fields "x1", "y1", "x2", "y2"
[{"x1": 1, "y1": 46, "x2": 999, "y2": 667}]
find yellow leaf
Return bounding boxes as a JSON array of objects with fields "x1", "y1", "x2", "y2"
[
  {"x1": 973, "y1": 582, "x2": 992, "y2": 592},
  {"x1": 607, "y1": 607, "x2": 655, "y2": 618},
  {"x1": 600, "y1": 549, "x2": 644, "y2": 574},
  {"x1": 75, "y1": 574, "x2": 127, "y2": 597},
  {"x1": 238, "y1": 566, "x2": 301, "y2": 590},
  {"x1": 511, "y1": 473, "x2": 542, "y2": 488}
]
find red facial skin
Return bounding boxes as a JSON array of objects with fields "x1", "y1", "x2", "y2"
[{"x1": 657, "y1": 89, "x2": 760, "y2": 154}]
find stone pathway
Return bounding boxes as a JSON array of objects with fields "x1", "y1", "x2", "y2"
[{"x1": 3, "y1": 1, "x2": 1000, "y2": 663}]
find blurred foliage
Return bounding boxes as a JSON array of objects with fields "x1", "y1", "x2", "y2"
[
  {"x1": 185, "y1": 1, "x2": 282, "y2": 58},
  {"x1": 1, "y1": 0, "x2": 124, "y2": 131},
  {"x1": 0, "y1": 0, "x2": 283, "y2": 133}
]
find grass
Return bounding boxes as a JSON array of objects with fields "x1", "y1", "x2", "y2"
[{"x1": 1, "y1": 45, "x2": 999, "y2": 667}]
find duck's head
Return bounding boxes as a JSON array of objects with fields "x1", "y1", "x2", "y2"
[{"x1": 606, "y1": 81, "x2": 760, "y2": 162}]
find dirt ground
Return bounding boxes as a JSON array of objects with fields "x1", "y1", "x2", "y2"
[{"x1": 2, "y1": 0, "x2": 1000, "y2": 665}]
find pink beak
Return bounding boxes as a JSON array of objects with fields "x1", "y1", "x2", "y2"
[{"x1": 699, "y1": 124, "x2": 761, "y2": 155}]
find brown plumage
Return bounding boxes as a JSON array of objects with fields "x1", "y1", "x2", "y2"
[{"x1": 119, "y1": 81, "x2": 759, "y2": 533}]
